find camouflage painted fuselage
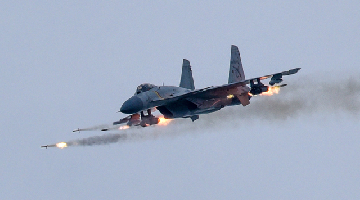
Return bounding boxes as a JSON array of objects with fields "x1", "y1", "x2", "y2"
[{"x1": 120, "y1": 85, "x2": 251, "y2": 119}]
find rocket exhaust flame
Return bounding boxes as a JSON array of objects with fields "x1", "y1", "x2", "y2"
[
  {"x1": 73, "y1": 115, "x2": 173, "y2": 133},
  {"x1": 119, "y1": 125, "x2": 130, "y2": 130},
  {"x1": 260, "y1": 86, "x2": 281, "y2": 96},
  {"x1": 41, "y1": 125, "x2": 178, "y2": 149},
  {"x1": 56, "y1": 142, "x2": 67, "y2": 149},
  {"x1": 42, "y1": 117, "x2": 173, "y2": 149},
  {"x1": 158, "y1": 117, "x2": 172, "y2": 126},
  {"x1": 42, "y1": 134, "x2": 128, "y2": 149}
]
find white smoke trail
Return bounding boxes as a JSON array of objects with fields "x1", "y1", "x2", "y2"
[
  {"x1": 47, "y1": 125, "x2": 182, "y2": 148},
  {"x1": 66, "y1": 133, "x2": 127, "y2": 147},
  {"x1": 213, "y1": 75, "x2": 360, "y2": 121}
]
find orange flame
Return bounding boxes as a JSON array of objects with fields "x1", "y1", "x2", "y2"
[
  {"x1": 260, "y1": 86, "x2": 280, "y2": 96},
  {"x1": 119, "y1": 125, "x2": 130, "y2": 130},
  {"x1": 158, "y1": 117, "x2": 172, "y2": 126},
  {"x1": 56, "y1": 142, "x2": 67, "y2": 149}
]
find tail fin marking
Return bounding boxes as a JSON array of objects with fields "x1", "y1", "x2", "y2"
[
  {"x1": 228, "y1": 45, "x2": 245, "y2": 83},
  {"x1": 179, "y1": 59, "x2": 195, "y2": 90}
]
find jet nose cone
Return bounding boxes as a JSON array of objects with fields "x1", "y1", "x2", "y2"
[{"x1": 120, "y1": 96, "x2": 143, "y2": 114}]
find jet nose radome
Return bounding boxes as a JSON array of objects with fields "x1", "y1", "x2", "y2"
[{"x1": 120, "y1": 96, "x2": 143, "y2": 114}]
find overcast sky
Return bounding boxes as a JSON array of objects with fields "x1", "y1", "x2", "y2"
[{"x1": 1, "y1": 1, "x2": 359, "y2": 199}]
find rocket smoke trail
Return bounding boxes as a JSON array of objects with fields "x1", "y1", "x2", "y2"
[
  {"x1": 217, "y1": 75, "x2": 360, "y2": 120},
  {"x1": 44, "y1": 75, "x2": 360, "y2": 149},
  {"x1": 66, "y1": 133, "x2": 127, "y2": 147},
  {"x1": 45, "y1": 126, "x2": 179, "y2": 149}
]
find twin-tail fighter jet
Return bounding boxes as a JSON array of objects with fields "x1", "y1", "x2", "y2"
[{"x1": 108, "y1": 45, "x2": 300, "y2": 128}]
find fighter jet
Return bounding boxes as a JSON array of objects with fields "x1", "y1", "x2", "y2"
[{"x1": 113, "y1": 45, "x2": 300, "y2": 127}]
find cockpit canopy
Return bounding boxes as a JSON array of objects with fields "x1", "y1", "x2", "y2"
[{"x1": 135, "y1": 83, "x2": 156, "y2": 94}]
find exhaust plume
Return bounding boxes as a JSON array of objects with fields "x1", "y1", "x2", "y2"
[
  {"x1": 232, "y1": 76, "x2": 360, "y2": 120},
  {"x1": 45, "y1": 126, "x2": 181, "y2": 149}
]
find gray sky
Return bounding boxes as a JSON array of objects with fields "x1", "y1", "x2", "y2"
[{"x1": 1, "y1": 0, "x2": 359, "y2": 199}]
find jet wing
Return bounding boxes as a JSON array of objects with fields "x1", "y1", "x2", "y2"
[
  {"x1": 226, "y1": 67, "x2": 301, "y2": 86},
  {"x1": 150, "y1": 68, "x2": 300, "y2": 106},
  {"x1": 190, "y1": 67, "x2": 301, "y2": 97}
]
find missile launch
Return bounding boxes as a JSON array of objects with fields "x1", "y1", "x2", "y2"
[{"x1": 41, "y1": 142, "x2": 67, "y2": 149}]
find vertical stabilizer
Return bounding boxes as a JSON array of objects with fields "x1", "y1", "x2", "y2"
[
  {"x1": 179, "y1": 59, "x2": 195, "y2": 90},
  {"x1": 228, "y1": 45, "x2": 245, "y2": 83}
]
